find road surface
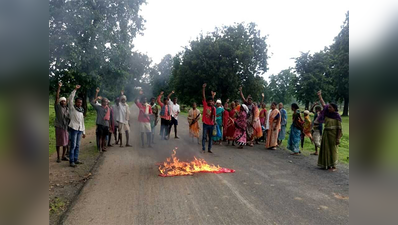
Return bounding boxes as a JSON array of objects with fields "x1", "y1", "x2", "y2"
[{"x1": 63, "y1": 106, "x2": 349, "y2": 225}]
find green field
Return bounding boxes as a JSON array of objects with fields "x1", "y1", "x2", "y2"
[
  {"x1": 49, "y1": 101, "x2": 97, "y2": 156},
  {"x1": 180, "y1": 104, "x2": 349, "y2": 164}
]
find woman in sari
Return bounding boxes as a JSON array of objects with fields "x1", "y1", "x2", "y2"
[
  {"x1": 287, "y1": 103, "x2": 303, "y2": 155},
  {"x1": 187, "y1": 102, "x2": 201, "y2": 144},
  {"x1": 252, "y1": 102, "x2": 263, "y2": 144},
  {"x1": 226, "y1": 102, "x2": 237, "y2": 146},
  {"x1": 212, "y1": 99, "x2": 224, "y2": 144},
  {"x1": 301, "y1": 110, "x2": 313, "y2": 149},
  {"x1": 265, "y1": 102, "x2": 281, "y2": 149},
  {"x1": 310, "y1": 103, "x2": 323, "y2": 155},
  {"x1": 222, "y1": 100, "x2": 230, "y2": 141},
  {"x1": 317, "y1": 91, "x2": 342, "y2": 171},
  {"x1": 234, "y1": 104, "x2": 248, "y2": 149}
]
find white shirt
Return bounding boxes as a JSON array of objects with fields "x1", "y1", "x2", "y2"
[
  {"x1": 168, "y1": 101, "x2": 180, "y2": 120},
  {"x1": 265, "y1": 109, "x2": 272, "y2": 130},
  {"x1": 112, "y1": 104, "x2": 120, "y2": 123},
  {"x1": 68, "y1": 90, "x2": 85, "y2": 134},
  {"x1": 118, "y1": 103, "x2": 129, "y2": 124}
]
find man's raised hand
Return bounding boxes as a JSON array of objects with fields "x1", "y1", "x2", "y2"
[
  {"x1": 75, "y1": 85, "x2": 81, "y2": 90},
  {"x1": 160, "y1": 91, "x2": 164, "y2": 95},
  {"x1": 58, "y1": 81, "x2": 62, "y2": 87},
  {"x1": 261, "y1": 93, "x2": 264, "y2": 98},
  {"x1": 317, "y1": 90, "x2": 322, "y2": 96},
  {"x1": 203, "y1": 83, "x2": 207, "y2": 88},
  {"x1": 171, "y1": 90, "x2": 175, "y2": 94},
  {"x1": 121, "y1": 90, "x2": 124, "y2": 95},
  {"x1": 96, "y1": 87, "x2": 100, "y2": 93},
  {"x1": 239, "y1": 86, "x2": 242, "y2": 91}
]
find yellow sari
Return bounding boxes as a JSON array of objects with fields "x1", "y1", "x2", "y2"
[{"x1": 188, "y1": 109, "x2": 201, "y2": 138}]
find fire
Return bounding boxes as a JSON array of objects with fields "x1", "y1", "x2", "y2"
[{"x1": 158, "y1": 148, "x2": 235, "y2": 177}]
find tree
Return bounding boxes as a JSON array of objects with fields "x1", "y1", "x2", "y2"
[
  {"x1": 268, "y1": 68, "x2": 295, "y2": 104},
  {"x1": 49, "y1": 0, "x2": 146, "y2": 113},
  {"x1": 151, "y1": 54, "x2": 174, "y2": 96},
  {"x1": 330, "y1": 11, "x2": 349, "y2": 116},
  {"x1": 171, "y1": 22, "x2": 269, "y2": 105},
  {"x1": 292, "y1": 50, "x2": 333, "y2": 109}
]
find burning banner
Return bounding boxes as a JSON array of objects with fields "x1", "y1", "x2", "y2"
[{"x1": 158, "y1": 148, "x2": 235, "y2": 177}]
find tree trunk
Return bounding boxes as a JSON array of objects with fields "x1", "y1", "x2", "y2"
[
  {"x1": 342, "y1": 97, "x2": 349, "y2": 116},
  {"x1": 305, "y1": 101, "x2": 309, "y2": 110}
]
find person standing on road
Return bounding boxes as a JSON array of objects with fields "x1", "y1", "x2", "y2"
[
  {"x1": 201, "y1": 83, "x2": 216, "y2": 153},
  {"x1": 278, "y1": 103, "x2": 287, "y2": 146},
  {"x1": 239, "y1": 87, "x2": 255, "y2": 147},
  {"x1": 252, "y1": 102, "x2": 263, "y2": 144},
  {"x1": 212, "y1": 99, "x2": 224, "y2": 145},
  {"x1": 135, "y1": 93, "x2": 153, "y2": 148},
  {"x1": 91, "y1": 88, "x2": 111, "y2": 152},
  {"x1": 234, "y1": 104, "x2": 248, "y2": 149},
  {"x1": 168, "y1": 91, "x2": 181, "y2": 139},
  {"x1": 301, "y1": 110, "x2": 313, "y2": 149},
  {"x1": 310, "y1": 102, "x2": 323, "y2": 155},
  {"x1": 157, "y1": 91, "x2": 172, "y2": 140},
  {"x1": 150, "y1": 97, "x2": 159, "y2": 144},
  {"x1": 68, "y1": 85, "x2": 86, "y2": 167},
  {"x1": 117, "y1": 91, "x2": 131, "y2": 147},
  {"x1": 54, "y1": 81, "x2": 69, "y2": 163},
  {"x1": 226, "y1": 102, "x2": 237, "y2": 146},
  {"x1": 112, "y1": 97, "x2": 120, "y2": 145},
  {"x1": 287, "y1": 103, "x2": 303, "y2": 155},
  {"x1": 106, "y1": 99, "x2": 114, "y2": 147},
  {"x1": 222, "y1": 100, "x2": 230, "y2": 142},
  {"x1": 187, "y1": 102, "x2": 201, "y2": 144},
  {"x1": 265, "y1": 102, "x2": 281, "y2": 150},
  {"x1": 316, "y1": 90, "x2": 342, "y2": 171}
]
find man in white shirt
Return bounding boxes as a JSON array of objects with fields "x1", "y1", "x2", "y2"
[
  {"x1": 112, "y1": 97, "x2": 120, "y2": 144},
  {"x1": 117, "y1": 91, "x2": 131, "y2": 147},
  {"x1": 68, "y1": 85, "x2": 86, "y2": 168},
  {"x1": 168, "y1": 91, "x2": 180, "y2": 139}
]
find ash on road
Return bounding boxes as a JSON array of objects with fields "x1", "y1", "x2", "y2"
[{"x1": 63, "y1": 106, "x2": 349, "y2": 225}]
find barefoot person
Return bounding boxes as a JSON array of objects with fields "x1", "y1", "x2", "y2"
[
  {"x1": 234, "y1": 104, "x2": 248, "y2": 149},
  {"x1": 301, "y1": 110, "x2": 313, "y2": 150},
  {"x1": 187, "y1": 102, "x2": 201, "y2": 144},
  {"x1": 54, "y1": 81, "x2": 69, "y2": 163},
  {"x1": 278, "y1": 103, "x2": 287, "y2": 146},
  {"x1": 317, "y1": 91, "x2": 342, "y2": 171},
  {"x1": 252, "y1": 102, "x2": 263, "y2": 144},
  {"x1": 239, "y1": 87, "x2": 255, "y2": 147},
  {"x1": 68, "y1": 85, "x2": 86, "y2": 167},
  {"x1": 226, "y1": 102, "x2": 237, "y2": 146},
  {"x1": 117, "y1": 91, "x2": 131, "y2": 147},
  {"x1": 265, "y1": 102, "x2": 281, "y2": 150},
  {"x1": 201, "y1": 83, "x2": 216, "y2": 153},
  {"x1": 135, "y1": 92, "x2": 153, "y2": 148},
  {"x1": 310, "y1": 103, "x2": 323, "y2": 155},
  {"x1": 287, "y1": 103, "x2": 303, "y2": 155},
  {"x1": 157, "y1": 91, "x2": 171, "y2": 140},
  {"x1": 91, "y1": 88, "x2": 111, "y2": 152}
]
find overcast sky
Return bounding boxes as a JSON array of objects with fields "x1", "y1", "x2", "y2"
[{"x1": 134, "y1": 0, "x2": 349, "y2": 80}]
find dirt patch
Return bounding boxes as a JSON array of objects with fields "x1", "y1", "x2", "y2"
[{"x1": 49, "y1": 127, "x2": 102, "y2": 225}]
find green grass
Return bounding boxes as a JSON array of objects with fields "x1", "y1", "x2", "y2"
[
  {"x1": 49, "y1": 101, "x2": 97, "y2": 156},
  {"x1": 282, "y1": 107, "x2": 349, "y2": 164}
]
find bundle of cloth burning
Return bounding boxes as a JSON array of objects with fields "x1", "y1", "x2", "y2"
[{"x1": 158, "y1": 148, "x2": 235, "y2": 177}]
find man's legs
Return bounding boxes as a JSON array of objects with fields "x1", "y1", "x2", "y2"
[
  {"x1": 114, "y1": 126, "x2": 119, "y2": 144},
  {"x1": 208, "y1": 125, "x2": 214, "y2": 152},
  {"x1": 56, "y1": 146, "x2": 61, "y2": 162},
  {"x1": 74, "y1": 131, "x2": 83, "y2": 163},
  {"x1": 140, "y1": 131, "x2": 145, "y2": 148},
  {"x1": 69, "y1": 129, "x2": 78, "y2": 166},
  {"x1": 202, "y1": 123, "x2": 207, "y2": 151},
  {"x1": 174, "y1": 119, "x2": 179, "y2": 138},
  {"x1": 147, "y1": 132, "x2": 152, "y2": 147},
  {"x1": 125, "y1": 130, "x2": 131, "y2": 146}
]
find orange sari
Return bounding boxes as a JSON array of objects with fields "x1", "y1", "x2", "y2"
[
  {"x1": 266, "y1": 109, "x2": 281, "y2": 148},
  {"x1": 253, "y1": 106, "x2": 263, "y2": 138}
]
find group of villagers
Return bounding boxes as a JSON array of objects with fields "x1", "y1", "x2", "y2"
[{"x1": 187, "y1": 85, "x2": 343, "y2": 172}]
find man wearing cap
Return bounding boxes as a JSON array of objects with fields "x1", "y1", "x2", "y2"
[
  {"x1": 91, "y1": 87, "x2": 111, "y2": 152},
  {"x1": 117, "y1": 90, "x2": 131, "y2": 147},
  {"x1": 54, "y1": 81, "x2": 69, "y2": 163}
]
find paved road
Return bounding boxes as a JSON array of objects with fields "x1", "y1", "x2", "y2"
[{"x1": 63, "y1": 106, "x2": 349, "y2": 225}]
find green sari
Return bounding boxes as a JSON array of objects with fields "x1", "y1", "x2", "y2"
[{"x1": 318, "y1": 117, "x2": 342, "y2": 169}]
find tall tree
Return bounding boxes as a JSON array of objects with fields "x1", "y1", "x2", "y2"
[
  {"x1": 49, "y1": 0, "x2": 146, "y2": 113},
  {"x1": 171, "y1": 22, "x2": 269, "y2": 105},
  {"x1": 330, "y1": 11, "x2": 349, "y2": 116},
  {"x1": 151, "y1": 54, "x2": 174, "y2": 96}
]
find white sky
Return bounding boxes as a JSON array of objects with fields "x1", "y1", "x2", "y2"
[{"x1": 134, "y1": 0, "x2": 349, "y2": 80}]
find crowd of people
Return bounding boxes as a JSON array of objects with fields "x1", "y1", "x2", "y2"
[{"x1": 53, "y1": 82, "x2": 342, "y2": 171}]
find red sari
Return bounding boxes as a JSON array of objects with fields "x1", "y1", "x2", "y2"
[
  {"x1": 226, "y1": 109, "x2": 237, "y2": 140},
  {"x1": 259, "y1": 108, "x2": 267, "y2": 126}
]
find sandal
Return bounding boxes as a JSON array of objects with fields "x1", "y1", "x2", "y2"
[{"x1": 290, "y1": 152, "x2": 300, "y2": 155}]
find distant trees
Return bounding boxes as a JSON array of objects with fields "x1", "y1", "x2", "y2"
[
  {"x1": 268, "y1": 68, "x2": 295, "y2": 104},
  {"x1": 170, "y1": 22, "x2": 269, "y2": 104}
]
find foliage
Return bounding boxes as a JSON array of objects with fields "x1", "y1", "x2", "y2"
[
  {"x1": 151, "y1": 54, "x2": 174, "y2": 96},
  {"x1": 171, "y1": 22, "x2": 269, "y2": 105},
  {"x1": 268, "y1": 68, "x2": 295, "y2": 104},
  {"x1": 49, "y1": 0, "x2": 147, "y2": 112}
]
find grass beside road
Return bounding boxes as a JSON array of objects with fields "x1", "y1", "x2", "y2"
[{"x1": 49, "y1": 101, "x2": 97, "y2": 156}]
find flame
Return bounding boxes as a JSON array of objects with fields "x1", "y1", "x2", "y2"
[{"x1": 158, "y1": 148, "x2": 235, "y2": 177}]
